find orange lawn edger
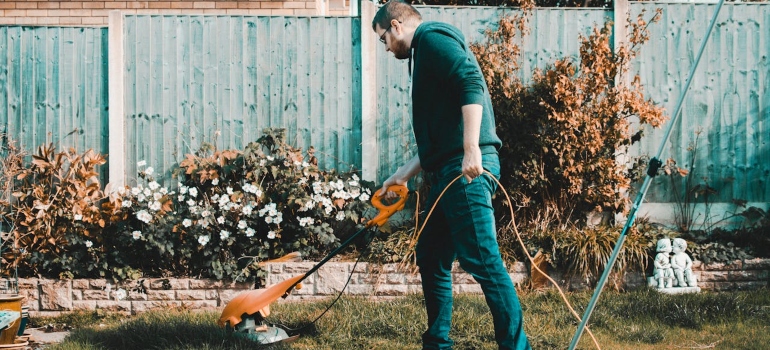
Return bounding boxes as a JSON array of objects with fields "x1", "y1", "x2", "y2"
[{"x1": 217, "y1": 185, "x2": 409, "y2": 344}]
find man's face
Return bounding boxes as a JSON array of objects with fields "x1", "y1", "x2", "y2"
[{"x1": 376, "y1": 22, "x2": 410, "y2": 60}]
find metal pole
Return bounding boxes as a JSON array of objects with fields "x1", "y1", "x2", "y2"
[{"x1": 568, "y1": 0, "x2": 725, "y2": 348}]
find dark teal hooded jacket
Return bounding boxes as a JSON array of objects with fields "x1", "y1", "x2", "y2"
[{"x1": 410, "y1": 21, "x2": 502, "y2": 172}]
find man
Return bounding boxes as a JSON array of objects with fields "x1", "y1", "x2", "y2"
[{"x1": 372, "y1": 1, "x2": 531, "y2": 349}]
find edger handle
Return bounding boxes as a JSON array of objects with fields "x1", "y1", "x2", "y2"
[{"x1": 367, "y1": 184, "x2": 409, "y2": 227}]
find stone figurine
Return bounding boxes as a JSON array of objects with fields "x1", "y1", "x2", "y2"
[
  {"x1": 671, "y1": 238, "x2": 697, "y2": 287},
  {"x1": 652, "y1": 238, "x2": 674, "y2": 289}
]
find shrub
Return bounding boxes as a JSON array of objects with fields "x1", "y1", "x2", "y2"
[
  {"x1": 471, "y1": 8, "x2": 667, "y2": 226},
  {"x1": 0, "y1": 142, "x2": 124, "y2": 279},
  {"x1": 113, "y1": 128, "x2": 375, "y2": 282}
]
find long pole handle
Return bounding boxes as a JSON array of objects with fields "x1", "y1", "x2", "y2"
[{"x1": 567, "y1": 1, "x2": 725, "y2": 348}]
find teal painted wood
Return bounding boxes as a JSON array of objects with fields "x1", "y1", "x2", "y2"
[
  {"x1": 0, "y1": 26, "x2": 108, "y2": 176},
  {"x1": 629, "y1": 3, "x2": 769, "y2": 204},
  {"x1": 122, "y1": 15, "x2": 362, "y2": 185},
  {"x1": 374, "y1": 6, "x2": 611, "y2": 183}
]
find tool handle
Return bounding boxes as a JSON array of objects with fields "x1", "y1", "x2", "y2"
[{"x1": 366, "y1": 184, "x2": 409, "y2": 227}]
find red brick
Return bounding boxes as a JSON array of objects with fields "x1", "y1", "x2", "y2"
[
  {"x1": 170, "y1": 2, "x2": 194, "y2": 8},
  {"x1": 216, "y1": 1, "x2": 238, "y2": 9},
  {"x1": 283, "y1": 1, "x2": 305, "y2": 9},
  {"x1": 105, "y1": 2, "x2": 128, "y2": 9},
  {"x1": 237, "y1": 2, "x2": 261, "y2": 9},
  {"x1": 148, "y1": 2, "x2": 171, "y2": 8},
  {"x1": 127, "y1": 1, "x2": 148, "y2": 9},
  {"x1": 15, "y1": 2, "x2": 38, "y2": 9},
  {"x1": 25, "y1": 9, "x2": 47, "y2": 16},
  {"x1": 0, "y1": 3, "x2": 16, "y2": 10},
  {"x1": 69, "y1": 9, "x2": 93, "y2": 16},
  {"x1": 38, "y1": 2, "x2": 61, "y2": 9},
  {"x1": 83, "y1": 2, "x2": 106, "y2": 9},
  {"x1": 193, "y1": 1, "x2": 215, "y2": 9},
  {"x1": 4, "y1": 9, "x2": 26, "y2": 16},
  {"x1": 60, "y1": 2, "x2": 84, "y2": 9},
  {"x1": 60, "y1": 17, "x2": 83, "y2": 25},
  {"x1": 260, "y1": 2, "x2": 282, "y2": 8}
]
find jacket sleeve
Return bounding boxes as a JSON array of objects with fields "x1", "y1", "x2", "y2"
[{"x1": 418, "y1": 30, "x2": 486, "y2": 106}]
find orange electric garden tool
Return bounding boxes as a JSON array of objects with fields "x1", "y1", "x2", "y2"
[{"x1": 217, "y1": 185, "x2": 409, "y2": 344}]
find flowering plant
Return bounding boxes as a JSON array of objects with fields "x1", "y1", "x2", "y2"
[{"x1": 116, "y1": 128, "x2": 373, "y2": 282}]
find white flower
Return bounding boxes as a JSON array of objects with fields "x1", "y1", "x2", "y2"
[
  {"x1": 137, "y1": 160, "x2": 147, "y2": 167},
  {"x1": 265, "y1": 216, "x2": 273, "y2": 224},
  {"x1": 153, "y1": 192, "x2": 163, "y2": 201},
  {"x1": 137, "y1": 193, "x2": 146, "y2": 202},
  {"x1": 144, "y1": 167, "x2": 154, "y2": 175},
  {"x1": 273, "y1": 216, "x2": 282, "y2": 224},
  {"x1": 149, "y1": 201, "x2": 161, "y2": 211},
  {"x1": 180, "y1": 186, "x2": 188, "y2": 194},
  {"x1": 178, "y1": 195, "x2": 186, "y2": 202},
  {"x1": 85, "y1": 240, "x2": 93, "y2": 248},
  {"x1": 212, "y1": 194, "x2": 220, "y2": 201},
  {"x1": 188, "y1": 188, "x2": 198, "y2": 198},
  {"x1": 211, "y1": 178, "x2": 219, "y2": 186},
  {"x1": 217, "y1": 216, "x2": 225, "y2": 224},
  {"x1": 131, "y1": 187, "x2": 142, "y2": 196},
  {"x1": 352, "y1": 174, "x2": 359, "y2": 181},
  {"x1": 114, "y1": 288, "x2": 127, "y2": 301},
  {"x1": 259, "y1": 159, "x2": 266, "y2": 167},
  {"x1": 242, "y1": 205, "x2": 253, "y2": 216},
  {"x1": 349, "y1": 180, "x2": 359, "y2": 187},
  {"x1": 159, "y1": 187, "x2": 168, "y2": 195},
  {"x1": 132, "y1": 231, "x2": 142, "y2": 240},
  {"x1": 182, "y1": 219, "x2": 192, "y2": 228},
  {"x1": 245, "y1": 228, "x2": 255, "y2": 237},
  {"x1": 267, "y1": 156, "x2": 274, "y2": 161},
  {"x1": 198, "y1": 235, "x2": 210, "y2": 246},
  {"x1": 267, "y1": 231, "x2": 276, "y2": 239},
  {"x1": 238, "y1": 220, "x2": 247, "y2": 229},
  {"x1": 359, "y1": 193, "x2": 370, "y2": 201},
  {"x1": 148, "y1": 181, "x2": 160, "y2": 190},
  {"x1": 74, "y1": 214, "x2": 83, "y2": 221},
  {"x1": 186, "y1": 199, "x2": 196, "y2": 207},
  {"x1": 136, "y1": 210, "x2": 152, "y2": 223},
  {"x1": 227, "y1": 187, "x2": 233, "y2": 195},
  {"x1": 121, "y1": 200, "x2": 132, "y2": 208},
  {"x1": 201, "y1": 210, "x2": 211, "y2": 218},
  {"x1": 336, "y1": 212, "x2": 345, "y2": 221},
  {"x1": 143, "y1": 188, "x2": 152, "y2": 197},
  {"x1": 220, "y1": 230, "x2": 230, "y2": 240}
]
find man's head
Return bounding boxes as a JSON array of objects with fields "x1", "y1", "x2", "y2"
[{"x1": 372, "y1": 1, "x2": 422, "y2": 60}]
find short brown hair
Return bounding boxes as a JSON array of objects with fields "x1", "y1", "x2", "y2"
[{"x1": 372, "y1": 1, "x2": 422, "y2": 31}]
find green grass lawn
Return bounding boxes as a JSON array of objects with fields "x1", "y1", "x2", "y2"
[{"x1": 44, "y1": 288, "x2": 770, "y2": 350}]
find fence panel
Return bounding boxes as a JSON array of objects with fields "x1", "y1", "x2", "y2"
[
  {"x1": 121, "y1": 15, "x2": 362, "y2": 185},
  {"x1": 629, "y1": 2, "x2": 769, "y2": 206},
  {"x1": 0, "y1": 26, "x2": 108, "y2": 172}
]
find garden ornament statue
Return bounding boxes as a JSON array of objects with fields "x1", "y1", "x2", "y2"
[
  {"x1": 648, "y1": 237, "x2": 700, "y2": 294},
  {"x1": 672, "y1": 238, "x2": 698, "y2": 288},
  {"x1": 651, "y1": 238, "x2": 674, "y2": 289}
]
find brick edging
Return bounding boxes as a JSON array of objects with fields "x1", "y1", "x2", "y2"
[{"x1": 18, "y1": 258, "x2": 770, "y2": 317}]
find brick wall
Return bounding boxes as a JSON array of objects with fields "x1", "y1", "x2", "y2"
[
  {"x1": 0, "y1": 0, "x2": 352, "y2": 26},
  {"x1": 17, "y1": 258, "x2": 770, "y2": 318}
]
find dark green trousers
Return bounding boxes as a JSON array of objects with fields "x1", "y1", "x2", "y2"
[{"x1": 416, "y1": 154, "x2": 531, "y2": 350}]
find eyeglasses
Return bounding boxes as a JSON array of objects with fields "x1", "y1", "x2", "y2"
[{"x1": 379, "y1": 26, "x2": 392, "y2": 44}]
